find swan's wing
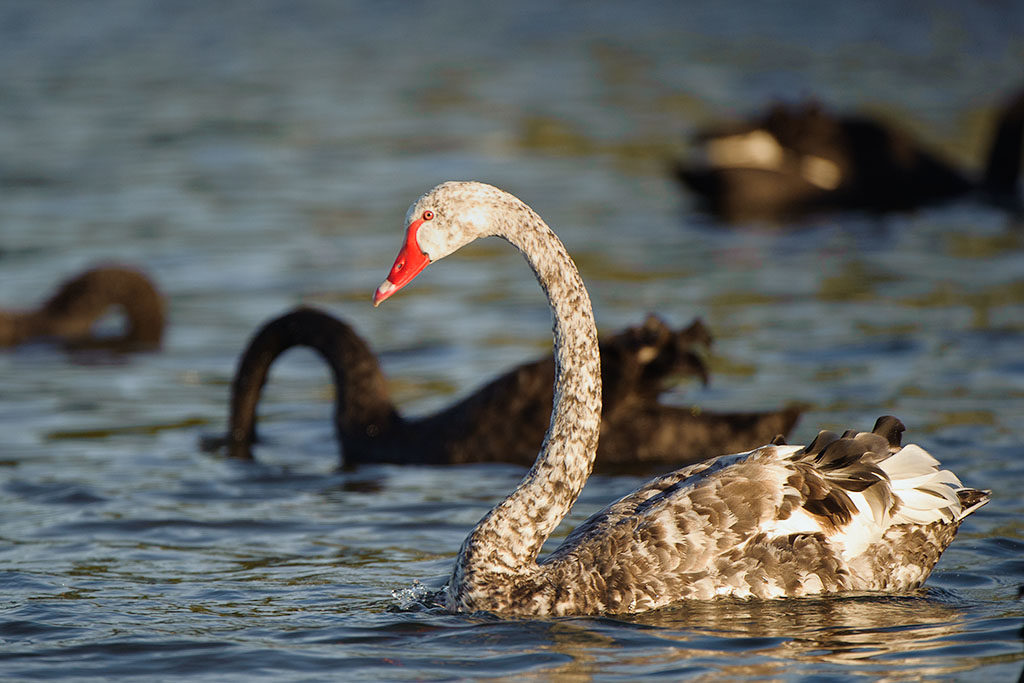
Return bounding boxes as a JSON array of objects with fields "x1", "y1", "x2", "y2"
[
  {"x1": 545, "y1": 419, "x2": 985, "y2": 608},
  {"x1": 542, "y1": 443, "x2": 839, "y2": 608},
  {"x1": 554, "y1": 444, "x2": 790, "y2": 553},
  {"x1": 557, "y1": 416, "x2": 976, "y2": 563}
]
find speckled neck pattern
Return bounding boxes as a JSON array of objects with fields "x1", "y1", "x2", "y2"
[{"x1": 419, "y1": 184, "x2": 602, "y2": 613}]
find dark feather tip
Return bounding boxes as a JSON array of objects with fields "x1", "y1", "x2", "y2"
[
  {"x1": 801, "y1": 430, "x2": 839, "y2": 456},
  {"x1": 871, "y1": 416, "x2": 906, "y2": 447}
]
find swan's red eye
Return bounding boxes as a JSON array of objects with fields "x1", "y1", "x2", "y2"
[{"x1": 422, "y1": 210, "x2": 435, "y2": 221}]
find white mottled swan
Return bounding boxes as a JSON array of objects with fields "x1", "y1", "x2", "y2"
[{"x1": 373, "y1": 180, "x2": 989, "y2": 617}]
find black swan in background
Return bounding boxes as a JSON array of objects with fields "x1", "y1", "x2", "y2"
[
  {"x1": 371, "y1": 180, "x2": 988, "y2": 616},
  {"x1": 202, "y1": 306, "x2": 801, "y2": 471},
  {"x1": 674, "y1": 86, "x2": 1024, "y2": 222},
  {"x1": 0, "y1": 265, "x2": 165, "y2": 350}
]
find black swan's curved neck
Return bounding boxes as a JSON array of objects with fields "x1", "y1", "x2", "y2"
[
  {"x1": 225, "y1": 307, "x2": 397, "y2": 459},
  {"x1": 0, "y1": 266, "x2": 165, "y2": 349}
]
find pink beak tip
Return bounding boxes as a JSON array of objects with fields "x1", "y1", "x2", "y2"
[{"x1": 373, "y1": 279, "x2": 398, "y2": 307}]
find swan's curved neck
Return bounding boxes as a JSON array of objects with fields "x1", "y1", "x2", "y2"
[
  {"x1": 41, "y1": 268, "x2": 166, "y2": 345},
  {"x1": 449, "y1": 201, "x2": 602, "y2": 609},
  {"x1": 0, "y1": 268, "x2": 166, "y2": 348},
  {"x1": 227, "y1": 310, "x2": 396, "y2": 456}
]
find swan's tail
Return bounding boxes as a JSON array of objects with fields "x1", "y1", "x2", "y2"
[
  {"x1": 878, "y1": 443, "x2": 988, "y2": 525},
  {"x1": 795, "y1": 416, "x2": 990, "y2": 529},
  {"x1": 869, "y1": 417, "x2": 990, "y2": 526}
]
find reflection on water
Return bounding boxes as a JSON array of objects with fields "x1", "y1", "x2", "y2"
[
  {"x1": 375, "y1": 592, "x2": 1019, "y2": 679},
  {"x1": 628, "y1": 595, "x2": 972, "y2": 675}
]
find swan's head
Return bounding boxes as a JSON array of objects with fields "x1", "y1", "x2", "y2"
[{"x1": 373, "y1": 181, "x2": 508, "y2": 305}]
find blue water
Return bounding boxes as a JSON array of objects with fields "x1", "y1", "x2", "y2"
[{"x1": 1, "y1": 1, "x2": 1023, "y2": 679}]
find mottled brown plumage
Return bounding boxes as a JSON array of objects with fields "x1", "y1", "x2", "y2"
[{"x1": 376, "y1": 182, "x2": 988, "y2": 616}]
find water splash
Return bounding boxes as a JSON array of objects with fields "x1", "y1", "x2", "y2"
[{"x1": 390, "y1": 580, "x2": 437, "y2": 612}]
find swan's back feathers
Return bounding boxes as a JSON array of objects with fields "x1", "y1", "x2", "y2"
[{"x1": 539, "y1": 415, "x2": 988, "y2": 613}]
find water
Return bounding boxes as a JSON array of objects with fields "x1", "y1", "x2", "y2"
[{"x1": 2, "y1": 1, "x2": 1023, "y2": 679}]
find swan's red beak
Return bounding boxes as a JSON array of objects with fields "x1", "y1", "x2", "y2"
[{"x1": 373, "y1": 219, "x2": 431, "y2": 306}]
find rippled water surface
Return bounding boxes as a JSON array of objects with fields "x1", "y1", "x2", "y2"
[{"x1": 2, "y1": 1, "x2": 1023, "y2": 680}]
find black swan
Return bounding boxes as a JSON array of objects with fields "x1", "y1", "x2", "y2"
[
  {"x1": 0, "y1": 265, "x2": 165, "y2": 350},
  {"x1": 674, "y1": 87, "x2": 1024, "y2": 222},
  {"x1": 373, "y1": 180, "x2": 988, "y2": 616},
  {"x1": 204, "y1": 306, "x2": 800, "y2": 471}
]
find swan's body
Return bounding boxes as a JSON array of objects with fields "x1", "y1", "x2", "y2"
[
  {"x1": 0, "y1": 265, "x2": 165, "y2": 350},
  {"x1": 374, "y1": 181, "x2": 988, "y2": 616},
  {"x1": 675, "y1": 87, "x2": 1024, "y2": 222},
  {"x1": 206, "y1": 306, "x2": 799, "y2": 470}
]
